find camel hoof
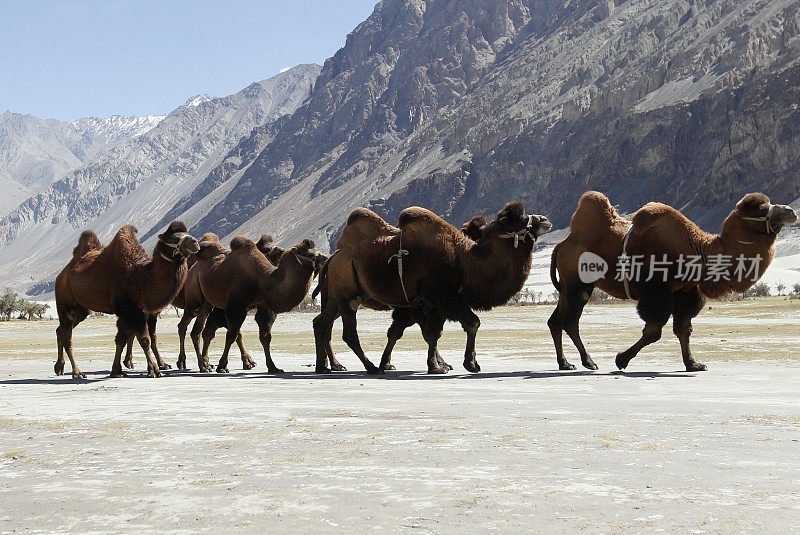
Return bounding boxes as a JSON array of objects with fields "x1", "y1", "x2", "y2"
[
  {"x1": 444, "y1": 363, "x2": 454, "y2": 371},
  {"x1": 73, "y1": 372, "x2": 87, "y2": 379},
  {"x1": 147, "y1": 370, "x2": 162, "y2": 378},
  {"x1": 331, "y1": 363, "x2": 348, "y2": 372},
  {"x1": 559, "y1": 362, "x2": 577, "y2": 371},
  {"x1": 216, "y1": 367, "x2": 229, "y2": 374},
  {"x1": 380, "y1": 363, "x2": 395, "y2": 371},
  {"x1": 686, "y1": 362, "x2": 707, "y2": 372},
  {"x1": 582, "y1": 359, "x2": 599, "y2": 371},
  {"x1": 123, "y1": 360, "x2": 134, "y2": 369},
  {"x1": 315, "y1": 367, "x2": 332, "y2": 374},
  {"x1": 366, "y1": 367, "x2": 382, "y2": 375},
  {"x1": 464, "y1": 360, "x2": 480, "y2": 373},
  {"x1": 159, "y1": 363, "x2": 172, "y2": 370},
  {"x1": 427, "y1": 367, "x2": 448, "y2": 375},
  {"x1": 54, "y1": 363, "x2": 64, "y2": 375},
  {"x1": 110, "y1": 371, "x2": 126, "y2": 378},
  {"x1": 615, "y1": 353, "x2": 630, "y2": 370},
  {"x1": 267, "y1": 368, "x2": 284, "y2": 374},
  {"x1": 243, "y1": 362, "x2": 256, "y2": 370},
  {"x1": 176, "y1": 360, "x2": 186, "y2": 370}
]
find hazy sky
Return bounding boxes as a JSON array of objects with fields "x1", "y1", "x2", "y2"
[{"x1": 0, "y1": 0, "x2": 378, "y2": 121}]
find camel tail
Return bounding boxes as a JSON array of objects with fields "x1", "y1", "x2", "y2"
[
  {"x1": 550, "y1": 243, "x2": 562, "y2": 293},
  {"x1": 311, "y1": 252, "x2": 334, "y2": 299}
]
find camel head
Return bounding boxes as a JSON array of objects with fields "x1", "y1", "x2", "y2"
[
  {"x1": 287, "y1": 238, "x2": 326, "y2": 274},
  {"x1": 483, "y1": 201, "x2": 552, "y2": 249},
  {"x1": 157, "y1": 221, "x2": 200, "y2": 260},
  {"x1": 461, "y1": 216, "x2": 487, "y2": 241},
  {"x1": 256, "y1": 234, "x2": 274, "y2": 253},
  {"x1": 724, "y1": 193, "x2": 798, "y2": 241}
]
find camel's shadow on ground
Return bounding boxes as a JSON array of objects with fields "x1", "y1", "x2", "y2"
[{"x1": 0, "y1": 367, "x2": 697, "y2": 385}]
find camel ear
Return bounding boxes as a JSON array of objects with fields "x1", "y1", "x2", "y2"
[{"x1": 300, "y1": 239, "x2": 315, "y2": 251}]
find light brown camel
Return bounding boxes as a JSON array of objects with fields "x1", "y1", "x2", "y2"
[
  {"x1": 54, "y1": 221, "x2": 199, "y2": 378},
  {"x1": 181, "y1": 236, "x2": 325, "y2": 373},
  {"x1": 549, "y1": 191, "x2": 797, "y2": 371},
  {"x1": 312, "y1": 202, "x2": 552, "y2": 374}
]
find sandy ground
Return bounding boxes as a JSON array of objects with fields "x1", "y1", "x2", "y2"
[{"x1": 1, "y1": 300, "x2": 799, "y2": 533}]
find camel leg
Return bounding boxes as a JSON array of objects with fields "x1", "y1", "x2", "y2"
[
  {"x1": 561, "y1": 285, "x2": 597, "y2": 370},
  {"x1": 615, "y1": 282, "x2": 672, "y2": 370},
  {"x1": 255, "y1": 307, "x2": 283, "y2": 374},
  {"x1": 340, "y1": 304, "x2": 380, "y2": 375},
  {"x1": 379, "y1": 308, "x2": 416, "y2": 371},
  {"x1": 672, "y1": 288, "x2": 707, "y2": 372},
  {"x1": 190, "y1": 303, "x2": 213, "y2": 372},
  {"x1": 123, "y1": 337, "x2": 134, "y2": 369},
  {"x1": 457, "y1": 309, "x2": 481, "y2": 373},
  {"x1": 177, "y1": 307, "x2": 197, "y2": 370},
  {"x1": 110, "y1": 326, "x2": 129, "y2": 378},
  {"x1": 55, "y1": 307, "x2": 88, "y2": 379},
  {"x1": 148, "y1": 314, "x2": 171, "y2": 370},
  {"x1": 208, "y1": 307, "x2": 254, "y2": 370},
  {"x1": 217, "y1": 306, "x2": 246, "y2": 373},
  {"x1": 325, "y1": 321, "x2": 347, "y2": 371},
  {"x1": 420, "y1": 313, "x2": 448, "y2": 374},
  {"x1": 313, "y1": 300, "x2": 340, "y2": 373},
  {"x1": 124, "y1": 311, "x2": 161, "y2": 378},
  {"x1": 414, "y1": 308, "x2": 452, "y2": 370}
]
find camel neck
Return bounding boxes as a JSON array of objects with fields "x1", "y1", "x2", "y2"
[
  {"x1": 262, "y1": 253, "x2": 315, "y2": 312},
  {"x1": 459, "y1": 237, "x2": 534, "y2": 310}
]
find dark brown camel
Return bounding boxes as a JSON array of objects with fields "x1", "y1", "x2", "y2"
[
  {"x1": 174, "y1": 233, "x2": 290, "y2": 371},
  {"x1": 54, "y1": 222, "x2": 199, "y2": 378},
  {"x1": 182, "y1": 237, "x2": 325, "y2": 373},
  {"x1": 312, "y1": 202, "x2": 551, "y2": 374},
  {"x1": 549, "y1": 191, "x2": 797, "y2": 371},
  {"x1": 374, "y1": 215, "x2": 489, "y2": 372}
]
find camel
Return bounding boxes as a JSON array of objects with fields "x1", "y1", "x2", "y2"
[
  {"x1": 173, "y1": 233, "x2": 292, "y2": 371},
  {"x1": 312, "y1": 202, "x2": 552, "y2": 374},
  {"x1": 181, "y1": 236, "x2": 325, "y2": 373},
  {"x1": 374, "y1": 214, "x2": 489, "y2": 372},
  {"x1": 549, "y1": 191, "x2": 797, "y2": 371},
  {"x1": 54, "y1": 221, "x2": 199, "y2": 378},
  {"x1": 118, "y1": 233, "x2": 285, "y2": 372}
]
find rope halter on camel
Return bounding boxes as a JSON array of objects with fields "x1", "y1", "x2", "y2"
[
  {"x1": 159, "y1": 235, "x2": 192, "y2": 262},
  {"x1": 499, "y1": 215, "x2": 540, "y2": 248},
  {"x1": 294, "y1": 251, "x2": 318, "y2": 266},
  {"x1": 388, "y1": 230, "x2": 410, "y2": 302},
  {"x1": 739, "y1": 215, "x2": 776, "y2": 243}
]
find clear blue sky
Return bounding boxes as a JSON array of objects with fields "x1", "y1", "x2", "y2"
[{"x1": 0, "y1": 0, "x2": 378, "y2": 121}]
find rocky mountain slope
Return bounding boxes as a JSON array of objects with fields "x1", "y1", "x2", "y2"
[
  {"x1": 0, "y1": 64, "x2": 321, "y2": 292},
  {"x1": 168, "y1": 0, "x2": 799, "y2": 255},
  {"x1": 0, "y1": 112, "x2": 164, "y2": 216}
]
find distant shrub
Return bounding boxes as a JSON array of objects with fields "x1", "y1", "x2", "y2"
[{"x1": 743, "y1": 281, "x2": 771, "y2": 298}]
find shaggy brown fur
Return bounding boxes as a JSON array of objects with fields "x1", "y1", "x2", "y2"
[
  {"x1": 181, "y1": 237, "x2": 326, "y2": 373},
  {"x1": 54, "y1": 221, "x2": 199, "y2": 378},
  {"x1": 377, "y1": 213, "x2": 489, "y2": 372},
  {"x1": 550, "y1": 191, "x2": 797, "y2": 371},
  {"x1": 312, "y1": 202, "x2": 551, "y2": 374}
]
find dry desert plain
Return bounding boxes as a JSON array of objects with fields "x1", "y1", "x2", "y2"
[{"x1": 1, "y1": 297, "x2": 799, "y2": 533}]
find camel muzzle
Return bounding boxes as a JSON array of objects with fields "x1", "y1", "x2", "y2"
[
  {"x1": 770, "y1": 204, "x2": 798, "y2": 228},
  {"x1": 178, "y1": 235, "x2": 201, "y2": 256}
]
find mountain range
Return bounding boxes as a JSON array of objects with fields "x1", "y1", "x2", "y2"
[{"x1": 1, "y1": 0, "x2": 799, "y2": 296}]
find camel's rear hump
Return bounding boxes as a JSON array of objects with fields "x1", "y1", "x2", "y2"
[{"x1": 337, "y1": 207, "x2": 396, "y2": 250}]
